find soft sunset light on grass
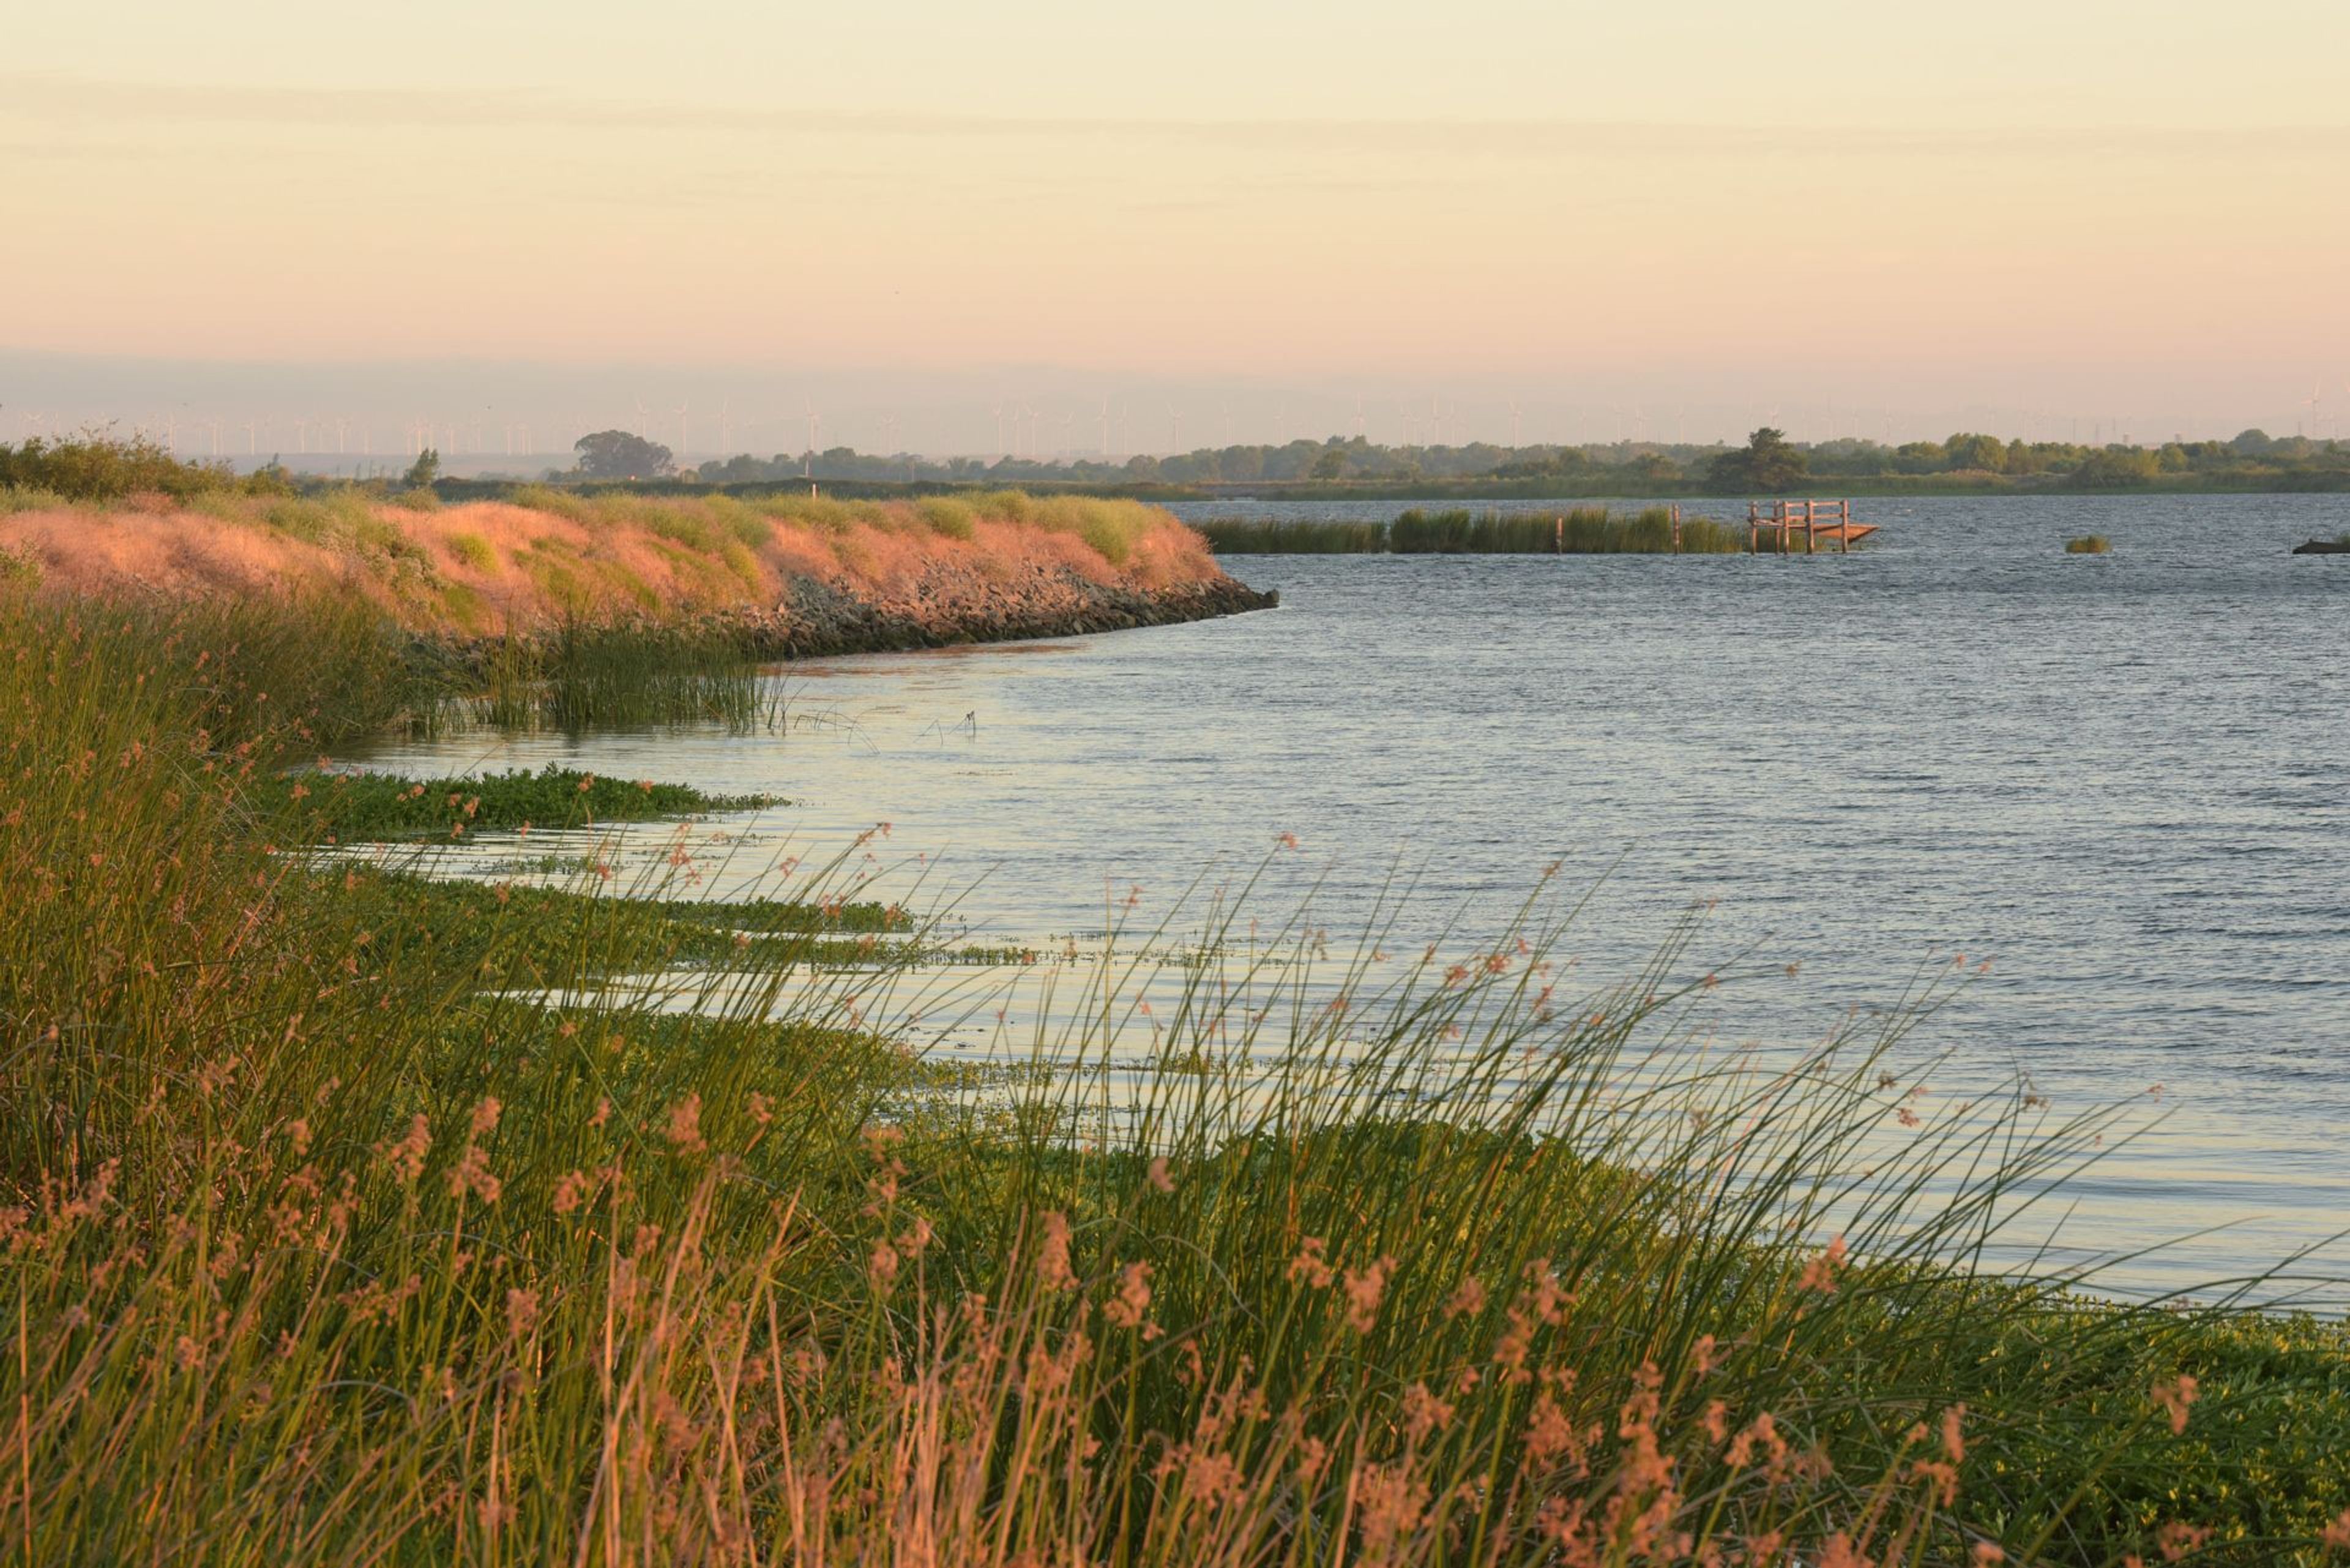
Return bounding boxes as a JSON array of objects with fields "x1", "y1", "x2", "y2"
[{"x1": 2, "y1": 584, "x2": 2348, "y2": 1562}]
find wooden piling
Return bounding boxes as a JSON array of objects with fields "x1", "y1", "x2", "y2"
[{"x1": 1746, "y1": 498, "x2": 1868, "y2": 556}]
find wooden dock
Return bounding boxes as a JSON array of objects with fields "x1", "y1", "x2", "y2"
[{"x1": 1748, "y1": 499, "x2": 1877, "y2": 554}]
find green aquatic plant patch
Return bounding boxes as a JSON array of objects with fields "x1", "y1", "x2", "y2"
[
  {"x1": 298, "y1": 762, "x2": 777, "y2": 840},
  {"x1": 325, "y1": 867, "x2": 938, "y2": 988}
]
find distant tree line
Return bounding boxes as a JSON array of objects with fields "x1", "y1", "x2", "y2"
[
  {"x1": 12, "y1": 424, "x2": 2341, "y2": 506},
  {"x1": 545, "y1": 425, "x2": 2350, "y2": 494}
]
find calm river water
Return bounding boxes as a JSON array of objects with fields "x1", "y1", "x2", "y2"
[{"x1": 353, "y1": 494, "x2": 2350, "y2": 1299}]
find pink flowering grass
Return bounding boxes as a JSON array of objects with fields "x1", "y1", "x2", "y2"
[{"x1": 0, "y1": 590, "x2": 2346, "y2": 1564}]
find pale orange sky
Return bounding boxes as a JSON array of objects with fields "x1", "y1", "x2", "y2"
[{"x1": 5, "y1": 0, "x2": 2348, "y2": 449}]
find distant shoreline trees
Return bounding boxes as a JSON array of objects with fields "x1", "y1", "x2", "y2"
[
  {"x1": 651, "y1": 425, "x2": 2348, "y2": 495},
  {"x1": 7, "y1": 423, "x2": 2344, "y2": 502},
  {"x1": 573, "y1": 430, "x2": 674, "y2": 480},
  {"x1": 1706, "y1": 428, "x2": 1808, "y2": 492}
]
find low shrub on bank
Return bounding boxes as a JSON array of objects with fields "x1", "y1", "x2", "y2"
[
  {"x1": 1, "y1": 590, "x2": 2345, "y2": 1564},
  {"x1": 0, "y1": 430, "x2": 237, "y2": 501}
]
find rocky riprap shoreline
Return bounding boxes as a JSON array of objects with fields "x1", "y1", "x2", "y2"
[
  {"x1": 734, "y1": 562, "x2": 1275, "y2": 658},
  {"x1": 439, "y1": 561, "x2": 1276, "y2": 666}
]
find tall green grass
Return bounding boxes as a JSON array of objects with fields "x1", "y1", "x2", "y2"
[
  {"x1": 469, "y1": 620, "x2": 765, "y2": 733},
  {"x1": 1201, "y1": 507, "x2": 1750, "y2": 554},
  {"x1": 1, "y1": 591, "x2": 2345, "y2": 1564},
  {"x1": 1194, "y1": 518, "x2": 1391, "y2": 553}
]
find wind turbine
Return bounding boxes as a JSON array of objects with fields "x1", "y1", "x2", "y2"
[
  {"x1": 1165, "y1": 403, "x2": 1182, "y2": 455},
  {"x1": 802, "y1": 400, "x2": 821, "y2": 479},
  {"x1": 1509, "y1": 400, "x2": 1522, "y2": 450},
  {"x1": 1099, "y1": 395, "x2": 1110, "y2": 460},
  {"x1": 718, "y1": 397, "x2": 732, "y2": 455},
  {"x1": 2301, "y1": 383, "x2": 2323, "y2": 438},
  {"x1": 674, "y1": 401, "x2": 692, "y2": 460}
]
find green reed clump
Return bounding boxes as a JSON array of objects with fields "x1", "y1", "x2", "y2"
[
  {"x1": 2, "y1": 590, "x2": 2347, "y2": 1564},
  {"x1": 1393, "y1": 506, "x2": 1749, "y2": 554},
  {"x1": 1202, "y1": 509, "x2": 1747, "y2": 554},
  {"x1": 472, "y1": 620, "x2": 763, "y2": 732},
  {"x1": 916, "y1": 495, "x2": 979, "y2": 539},
  {"x1": 300, "y1": 763, "x2": 776, "y2": 842},
  {"x1": 1392, "y1": 506, "x2": 1558, "y2": 551},
  {"x1": 2067, "y1": 534, "x2": 2114, "y2": 554},
  {"x1": 1195, "y1": 517, "x2": 1390, "y2": 553}
]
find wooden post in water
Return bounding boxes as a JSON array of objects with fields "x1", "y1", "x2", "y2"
[
  {"x1": 1748, "y1": 497, "x2": 1858, "y2": 556},
  {"x1": 1671, "y1": 504, "x2": 1682, "y2": 553},
  {"x1": 1555, "y1": 515, "x2": 1564, "y2": 554}
]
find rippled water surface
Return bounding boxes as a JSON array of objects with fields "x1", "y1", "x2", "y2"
[{"x1": 354, "y1": 494, "x2": 2350, "y2": 1294}]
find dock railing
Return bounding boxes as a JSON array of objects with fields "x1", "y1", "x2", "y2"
[{"x1": 1748, "y1": 499, "x2": 1859, "y2": 554}]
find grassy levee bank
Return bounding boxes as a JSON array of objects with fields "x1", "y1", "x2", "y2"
[
  {"x1": 4, "y1": 589, "x2": 2350, "y2": 1564},
  {"x1": 0, "y1": 481, "x2": 1275, "y2": 664},
  {"x1": 1201, "y1": 507, "x2": 1755, "y2": 555}
]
